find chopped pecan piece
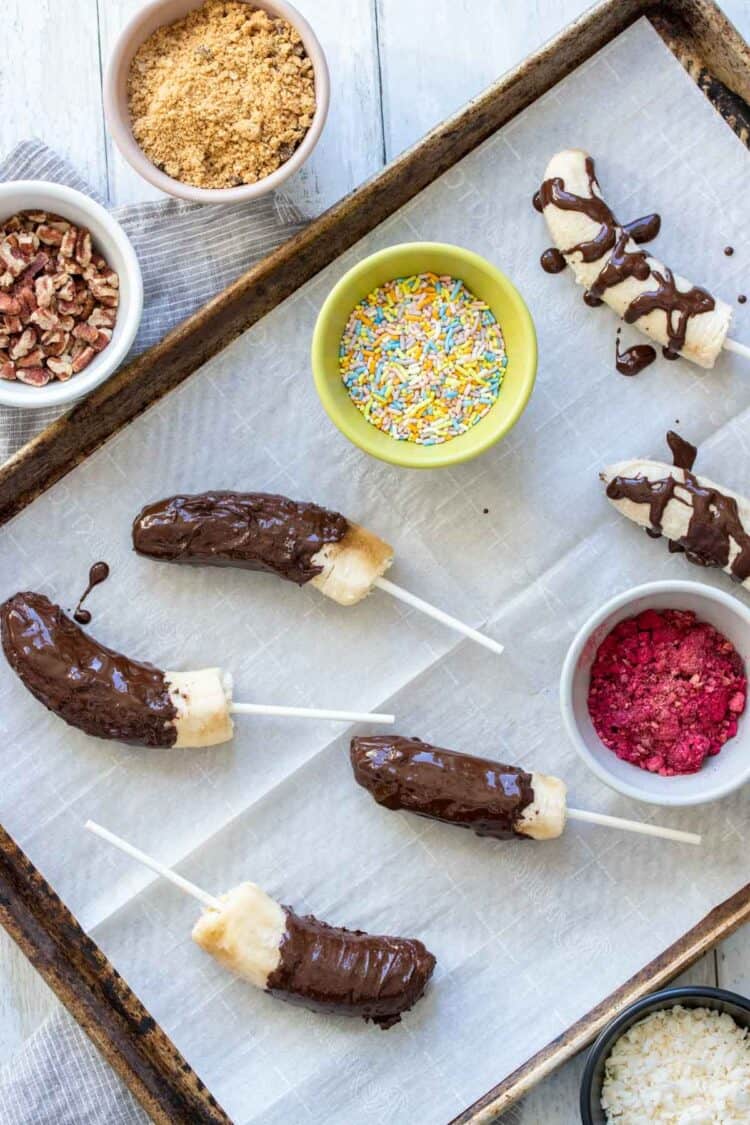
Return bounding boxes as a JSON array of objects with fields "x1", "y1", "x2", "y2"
[
  {"x1": 15, "y1": 287, "x2": 37, "y2": 319},
  {"x1": 10, "y1": 327, "x2": 37, "y2": 360},
  {"x1": 0, "y1": 292, "x2": 21, "y2": 315},
  {"x1": 41, "y1": 329, "x2": 70, "y2": 357},
  {"x1": 46, "y1": 355, "x2": 74, "y2": 380},
  {"x1": 0, "y1": 238, "x2": 27, "y2": 277},
  {"x1": 75, "y1": 228, "x2": 93, "y2": 267},
  {"x1": 29, "y1": 307, "x2": 59, "y2": 332},
  {"x1": 35, "y1": 274, "x2": 55, "y2": 308},
  {"x1": 88, "y1": 306, "x2": 116, "y2": 329},
  {"x1": 36, "y1": 224, "x2": 64, "y2": 247},
  {"x1": 17, "y1": 347, "x2": 45, "y2": 368},
  {"x1": 71, "y1": 345, "x2": 95, "y2": 373},
  {"x1": 16, "y1": 365, "x2": 51, "y2": 386},
  {"x1": 18, "y1": 252, "x2": 49, "y2": 285}
]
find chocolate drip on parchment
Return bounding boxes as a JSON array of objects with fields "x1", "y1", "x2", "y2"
[
  {"x1": 540, "y1": 247, "x2": 566, "y2": 274},
  {"x1": 266, "y1": 907, "x2": 435, "y2": 1028},
  {"x1": 615, "y1": 330, "x2": 656, "y2": 377},
  {"x1": 536, "y1": 156, "x2": 714, "y2": 355},
  {"x1": 74, "y1": 561, "x2": 110, "y2": 625},
  {"x1": 350, "y1": 735, "x2": 534, "y2": 840},
  {"x1": 666, "y1": 429, "x2": 697, "y2": 472},
  {"x1": 606, "y1": 433, "x2": 750, "y2": 581},
  {"x1": 623, "y1": 213, "x2": 661, "y2": 244},
  {"x1": 0, "y1": 592, "x2": 176, "y2": 746},
  {"x1": 132, "y1": 491, "x2": 348, "y2": 586}
]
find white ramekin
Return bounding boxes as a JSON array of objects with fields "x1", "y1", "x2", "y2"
[
  {"x1": 0, "y1": 181, "x2": 143, "y2": 410},
  {"x1": 103, "y1": 0, "x2": 330, "y2": 204},
  {"x1": 560, "y1": 580, "x2": 750, "y2": 807}
]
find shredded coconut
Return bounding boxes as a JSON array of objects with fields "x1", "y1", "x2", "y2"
[{"x1": 601, "y1": 1005, "x2": 750, "y2": 1123}]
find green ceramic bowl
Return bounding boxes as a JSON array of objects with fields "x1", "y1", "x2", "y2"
[{"x1": 311, "y1": 242, "x2": 537, "y2": 468}]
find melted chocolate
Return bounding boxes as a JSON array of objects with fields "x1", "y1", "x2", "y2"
[
  {"x1": 666, "y1": 429, "x2": 697, "y2": 472},
  {"x1": 538, "y1": 156, "x2": 617, "y2": 263},
  {"x1": 623, "y1": 213, "x2": 661, "y2": 244},
  {"x1": 266, "y1": 907, "x2": 435, "y2": 1028},
  {"x1": 583, "y1": 291, "x2": 604, "y2": 307},
  {"x1": 587, "y1": 229, "x2": 651, "y2": 301},
  {"x1": 532, "y1": 189, "x2": 543, "y2": 213},
  {"x1": 624, "y1": 267, "x2": 715, "y2": 355},
  {"x1": 132, "y1": 492, "x2": 348, "y2": 586},
  {"x1": 537, "y1": 156, "x2": 714, "y2": 353},
  {"x1": 540, "y1": 247, "x2": 566, "y2": 274},
  {"x1": 350, "y1": 735, "x2": 534, "y2": 840},
  {"x1": 615, "y1": 334, "x2": 657, "y2": 376},
  {"x1": 739, "y1": 295, "x2": 747, "y2": 305},
  {"x1": 74, "y1": 561, "x2": 110, "y2": 625},
  {"x1": 0, "y1": 592, "x2": 176, "y2": 747},
  {"x1": 725, "y1": 246, "x2": 735, "y2": 256},
  {"x1": 606, "y1": 435, "x2": 750, "y2": 581},
  {"x1": 662, "y1": 347, "x2": 679, "y2": 360}
]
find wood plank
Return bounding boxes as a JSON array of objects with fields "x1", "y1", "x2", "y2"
[
  {"x1": 376, "y1": 0, "x2": 587, "y2": 161},
  {"x1": 97, "y1": 0, "x2": 384, "y2": 213},
  {"x1": 0, "y1": 0, "x2": 108, "y2": 199}
]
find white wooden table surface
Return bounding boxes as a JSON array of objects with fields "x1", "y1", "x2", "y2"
[{"x1": 3, "y1": 1, "x2": 750, "y2": 1121}]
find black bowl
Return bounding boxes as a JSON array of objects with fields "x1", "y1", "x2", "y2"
[{"x1": 580, "y1": 985, "x2": 750, "y2": 1124}]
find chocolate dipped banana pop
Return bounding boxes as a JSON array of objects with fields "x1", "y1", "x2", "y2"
[
  {"x1": 0, "y1": 592, "x2": 392, "y2": 748},
  {"x1": 86, "y1": 821, "x2": 435, "y2": 1028},
  {"x1": 602, "y1": 432, "x2": 750, "y2": 586},
  {"x1": 350, "y1": 736, "x2": 701, "y2": 844},
  {"x1": 132, "y1": 490, "x2": 504, "y2": 655},
  {"x1": 536, "y1": 149, "x2": 734, "y2": 368},
  {"x1": 132, "y1": 491, "x2": 392, "y2": 607}
]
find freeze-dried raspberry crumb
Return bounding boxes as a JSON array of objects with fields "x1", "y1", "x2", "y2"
[{"x1": 587, "y1": 608, "x2": 746, "y2": 776}]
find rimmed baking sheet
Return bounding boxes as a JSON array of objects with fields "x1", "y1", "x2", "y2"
[{"x1": 2, "y1": 8, "x2": 750, "y2": 1125}]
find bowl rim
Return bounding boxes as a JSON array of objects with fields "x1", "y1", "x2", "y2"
[
  {"x1": 579, "y1": 984, "x2": 750, "y2": 1124},
  {"x1": 310, "y1": 240, "x2": 538, "y2": 469},
  {"x1": 560, "y1": 579, "x2": 750, "y2": 807},
  {"x1": 103, "y1": 0, "x2": 330, "y2": 204},
  {"x1": 0, "y1": 180, "x2": 143, "y2": 410}
]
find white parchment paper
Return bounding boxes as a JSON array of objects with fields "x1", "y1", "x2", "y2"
[{"x1": 2, "y1": 19, "x2": 750, "y2": 1123}]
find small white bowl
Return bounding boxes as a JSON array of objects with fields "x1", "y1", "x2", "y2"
[
  {"x1": 0, "y1": 181, "x2": 143, "y2": 410},
  {"x1": 560, "y1": 581, "x2": 750, "y2": 807},
  {"x1": 104, "y1": 0, "x2": 330, "y2": 204}
]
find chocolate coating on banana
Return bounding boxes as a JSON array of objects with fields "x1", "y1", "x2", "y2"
[
  {"x1": 351, "y1": 735, "x2": 534, "y2": 839},
  {"x1": 0, "y1": 592, "x2": 177, "y2": 747},
  {"x1": 267, "y1": 907, "x2": 436, "y2": 1028},
  {"x1": 132, "y1": 491, "x2": 348, "y2": 586}
]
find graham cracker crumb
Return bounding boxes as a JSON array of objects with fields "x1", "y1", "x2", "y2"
[{"x1": 127, "y1": 0, "x2": 316, "y2": 190}]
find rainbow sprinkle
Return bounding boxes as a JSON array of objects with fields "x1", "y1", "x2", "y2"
[{"x1": 339, "y1": 272, "x2": 507, "y2": 445}]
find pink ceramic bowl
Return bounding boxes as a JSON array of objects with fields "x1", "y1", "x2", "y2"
[{"x1": 104, "y1": 0, "x2": 330, "y2": 204}]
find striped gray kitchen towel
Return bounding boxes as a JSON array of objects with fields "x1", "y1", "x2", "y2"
[
  {"x1": 0, "y1": 140, "x2": 305, "y2": 459},
  {"x1": 0, "y1": 1012, "x2": 148, "y2": 1125},
  {"x1": 0, "y1": 139, "x2": 306, "y2": 1124}
]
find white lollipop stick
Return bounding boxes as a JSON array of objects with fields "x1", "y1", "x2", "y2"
[
  {"x1": 85, "y1": 820, "x2": 221, "y2": 909},
  {"x1": 567, "y1": 807, "x2": 701, "y2": 845},
  {"x1": 724, "y1": 338, "x2": 750, "y2": 361},
  {"x1": 374, "y1": 577, "x2": 503, "y2": 656},
  {"x1": 231, "y1": 703, "x2": 394, "y2": 724}
]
